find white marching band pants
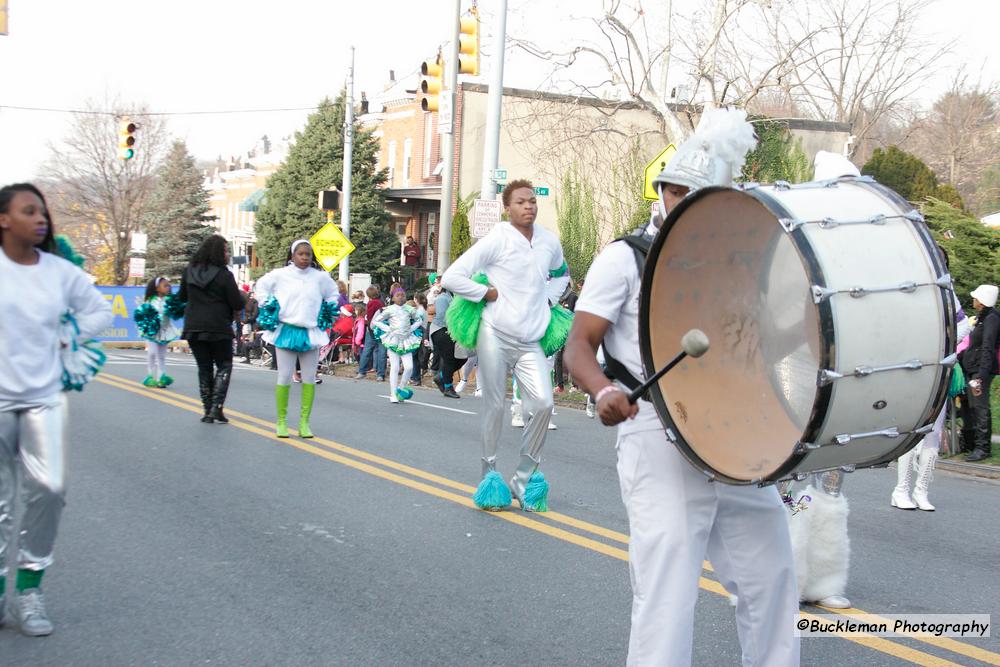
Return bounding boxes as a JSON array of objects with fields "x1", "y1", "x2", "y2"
[
  {"x1": 0, "y1": 398, "x2": 68, "y2": 575},
  {"x1": 476, "y1": 322, "x2": 554, "y2": 498},
  {"x1": 617, "y1": 429, "x2": 800, "y2": 667},
  {"x1": 388, "y1": 350, "x2": 413, "y2": 396}
]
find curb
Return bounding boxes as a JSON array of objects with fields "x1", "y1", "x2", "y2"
[{"x1": 936, "y1": 459, "x2": 1000, "y2": 480}]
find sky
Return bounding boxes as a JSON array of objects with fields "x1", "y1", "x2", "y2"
[{"x1": 0, "y1": 0, "x2": 998, "y2": 186}]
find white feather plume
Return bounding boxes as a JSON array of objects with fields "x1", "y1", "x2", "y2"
[{"x1": 692, "y1": 107, "x2": 758, "y2": 177}]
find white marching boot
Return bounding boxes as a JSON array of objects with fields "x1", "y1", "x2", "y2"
[
  {"x1": 890, "y1": 449, "x2": 917, "y2": 510},
  {"x1": 912, "y1": 448, "x2": 937, "y2": 511}
]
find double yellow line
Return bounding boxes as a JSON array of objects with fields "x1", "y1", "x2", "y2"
[{"x1": 94, "y1": 372, "x2": 999, "y2": 667}]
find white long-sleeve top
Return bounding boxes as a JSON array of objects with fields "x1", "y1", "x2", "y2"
[
  {"x1": 442, "y1": 221, "x2": 569, "y2": 344},
  {"x1": 0, "y1": 249, "x2": 113, "y2": 410},
  {"x1": 254, "y1": 264, "x2": 338, "y2": 328}
]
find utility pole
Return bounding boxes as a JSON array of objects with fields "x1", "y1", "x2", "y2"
[
  {"x1": 339, "y1": 45, "x2": 355, "y2": 282},
  {"x1": 436, "y1": 0, "x2": 462, "y2": 273},
  {"x1": 478, "y1": 0, "x2": 507, "y2": 201}
]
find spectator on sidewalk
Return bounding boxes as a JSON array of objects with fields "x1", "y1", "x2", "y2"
[
  {"x1": 355, "y1": 285, "x2": 386, "y2": 381},
  {"x1": 959, "y1": 284, "x2": 999, "y2": 462},
  {"x1": 403, "y1": 236, "x2": 421, "y2": 267},
  {"x1": 429, "y1": 287, "x2": 461, "y2": 398}
]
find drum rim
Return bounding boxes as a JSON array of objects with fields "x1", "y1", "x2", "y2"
[{"x1": 638, "y1": 185, "x2": 835, "y2": 486}]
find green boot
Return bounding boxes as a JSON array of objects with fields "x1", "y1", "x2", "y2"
[
  {"x1": 299, "y1": 383, "x2": 315, "y2": 438},
  {"x1": 275, "y1": 384, "x2": 290, "y2": 438}
]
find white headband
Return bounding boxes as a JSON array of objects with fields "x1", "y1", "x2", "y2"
[{"x1": 290, "y1": 239, "x2": 311, "y2": 254}]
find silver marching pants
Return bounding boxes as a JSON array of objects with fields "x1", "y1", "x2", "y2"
[
  {"x1": 476, "y1": 322, "x2": 554, "y2": 497},
  {"x1": 0, "y1": 398, "x2": 68, "y2": 575}
]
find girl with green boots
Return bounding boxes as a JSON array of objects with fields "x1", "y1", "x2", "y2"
[
  {"x1": 133, "y1": 276, "x2": 183, "y2": 388},
  {"x1": 255, "y1": 240, "x2": 338, "y2": 438}
]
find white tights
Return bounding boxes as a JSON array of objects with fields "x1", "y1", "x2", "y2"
[
  {"x1": 275, "y1": 347, "x2": 320, "y2": 385},
  {"x1": 146, "y1": 342, "x2": 167, "y2": 380},
  {"x1": 388, "y1": 350, "x2": 413, "y2": 397}
]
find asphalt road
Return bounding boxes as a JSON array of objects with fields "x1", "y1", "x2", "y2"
[{"x1": 2, "y1": 350, "x2": 999, "y2": 666}]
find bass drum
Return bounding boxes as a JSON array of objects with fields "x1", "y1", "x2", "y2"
[{"x1": 639, "y1": 177, "x2": 954, "y2": 485}]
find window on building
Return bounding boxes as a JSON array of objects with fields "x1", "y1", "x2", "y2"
[
  {"x1": 387, "y1": 141, "x2": 397, "y2": 187},
  {"x1": 403, "y1": 138, "x2": 412, "y2": 187}
]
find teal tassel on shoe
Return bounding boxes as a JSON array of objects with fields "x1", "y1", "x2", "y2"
[
  {"x1": 473, "y1": 470, "x2": 512, "y2": 511},
  {"x1": 522, "y1": 471, "x2": 550, "y2": 512}
]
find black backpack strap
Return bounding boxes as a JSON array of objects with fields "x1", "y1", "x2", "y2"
[{"x1": 600, "y1": 227, "x2": 652, "y2": 393}]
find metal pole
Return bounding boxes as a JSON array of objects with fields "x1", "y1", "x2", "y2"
[
  {"x1": 479, "y1": 0, "x2": 507, "y2": 201},
  {"x1": 339, "y1": 45, "x2": 355, "y2": 282},
  {"x1": 436, "y1": 0, "x2": 462, "y2": 273}
]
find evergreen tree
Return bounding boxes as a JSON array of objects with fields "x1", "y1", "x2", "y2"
[
  {"x1": 556, "y1": 166, "x2": 601, "y2": 282},
  {"x1": 450, "y1": 192, "x2": 476, "y2": 262},
  {"x1": 922, "y1": 197, "x2": 1000, "y2": 310},
  {"x1": 255, "y1": 96, "x2": 394, "y2": 280},
  {"x1": 741, "y1": 119, "x2": 811, "y2": 184},
  {"x1": 143, "y1": 140, "x2": 215, "y2": 278},
  {"x1": 863, "y1": 146, "x2": 940, "y2": 203}
]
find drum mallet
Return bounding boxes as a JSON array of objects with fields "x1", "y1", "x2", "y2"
[{"x1": 628, "y1": 329, "x2": 710, "y2": 403}]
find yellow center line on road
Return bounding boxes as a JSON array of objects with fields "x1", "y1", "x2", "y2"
[{"x1": 94, "y1": 374, "x2": 991, "y2": 667}]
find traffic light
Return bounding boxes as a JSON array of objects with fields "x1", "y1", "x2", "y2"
[
  {"x1": 118, "y1": 117, "x2": 137, "y2": 161},
  {"x1": 420, "y1": 55, "x2": 443, "y2": 112},
  {"x1": 458, "y1": 10, "x2": 480, "y2": 76}
]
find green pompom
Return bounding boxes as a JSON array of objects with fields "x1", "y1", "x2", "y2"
[
  {"x1": 445, "y1": 272, "x2": 490, "y2": 349},
  {"x1": 539, "y1": 305, "x2": 574, "y2": 357},
  {"x1": 55, "y1": 235, "x2": 86, "y2": 268}
]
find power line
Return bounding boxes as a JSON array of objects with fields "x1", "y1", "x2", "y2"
[{"x1": 0, "y1": 104, "x2": 322, "y2": 116}]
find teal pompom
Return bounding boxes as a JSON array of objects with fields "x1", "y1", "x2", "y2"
[
  {"x1": 473, "y1": 470, "x2": 512, "y2": 511},
  {"x1": 539, "y1": 305, "x2": 574, "y2": 357},
  {"x1": 59, "y1": 312, "x2": 106, "y2": 392},
  {"x1": 133, "y1": 302, "x2": 162, "y2": 340},
  {"x1": 445, "y1": 272, "x2": 490, "y2": 349},
  {"x1": 948, "y1": 365, "x2": 965, "y2": 398},
  {"x1": 522, "y1": 471, "x2": 550, "y2": 512},
  {"x1": 258, "y1": 296, "x2": 280, "y2": 331},
  {"x1": 163, "y1": 294, "x2": 187, "y2": 320},
  {"x1": 317, "y1": 301, "x2": 339, "y2": 330},
  {"x1": 54, "y1": 235, "x2": 86, "y2": 268},
  {"x1": 273, "y1": 324, "x2": 312, "y2": 352}
]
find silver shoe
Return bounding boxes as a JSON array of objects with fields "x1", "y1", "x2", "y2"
[{"x1": 12, "y1": 588, "x2": 54, "y2": 636}]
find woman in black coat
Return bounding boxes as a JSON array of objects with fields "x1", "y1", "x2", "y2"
[
  {"x1": 959, "y1": 284, "x2": 1000, "y2": 462},
  {"x1": 177, "y1": 235, "x2": 246, "y2": 423}
]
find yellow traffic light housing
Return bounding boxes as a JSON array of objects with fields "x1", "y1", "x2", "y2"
[
  {"x1": 420, "y1": 56, "x2": 444, "y2": 112},
  {"x1": 118, "y1": 117, "x2": 137, "y2": 161},
  {"x1": 458, "y1": 11, "x2": 479, "y2": 76}
]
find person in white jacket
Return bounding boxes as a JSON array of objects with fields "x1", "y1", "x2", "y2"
[
  {"x1": 442, "y1": 179, "x2": 570, "y2": 512},
  {"x1": 0, "y1": 183, "x2": 113, "y2": 636},
  {"x1": 254, "y1": 240, "x2": 338, "y2": 438}
]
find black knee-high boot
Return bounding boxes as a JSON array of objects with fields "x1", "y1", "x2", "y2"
[
  {"x1": 208, "y1": 366, "x2": 232, "y2": 424},
  {"x1": 198, "y1": 368, "x2": 215, "y2": 423}
]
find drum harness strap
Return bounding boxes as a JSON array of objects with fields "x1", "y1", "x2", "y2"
[{"x1": 601, "y1": 227, "x2": 651, "y2": 393}]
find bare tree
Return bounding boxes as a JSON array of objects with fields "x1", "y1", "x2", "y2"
[
  {"x1": 903, "y1": 71, "x2": 1000, "y2": 208},
  {"x1": 43, "y1": 100, "x2": 169, "y2": 284},
  {"x1": 758, "y1": 0, "x2": 951, "y2": 158}
]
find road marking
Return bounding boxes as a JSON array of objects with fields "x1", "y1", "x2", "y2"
[
  {"x1": 94, "y1": 372, "x2": 995, "y2": 667},
  {"x1": 376, "y1": 395, "x2": 477, "y2": 414}
]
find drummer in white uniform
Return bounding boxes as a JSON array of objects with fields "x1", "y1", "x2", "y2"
[{"x1": 565, "y1": 109, "x2": 800, "y2": 667}]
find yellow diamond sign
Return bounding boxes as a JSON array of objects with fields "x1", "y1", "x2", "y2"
[
  {"x1": 643, "y1": 144, "x2": 677, "y2": 201},
  {"x1": 309, "y1": 222, "x2": 356, "y2": 272}
]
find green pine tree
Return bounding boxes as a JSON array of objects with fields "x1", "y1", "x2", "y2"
[
  {"x1": 450, "y1": 192, "x2": 477, "y2": 262},
  {"x1": 142, "y1": 140, "x2": 216, "y2": 279},
  {"x1": 922, "y1": 197, "x2": 1000, "y2": 310},
  {"x1": 863, "y1": 146, "x2": 941, "y2": 203},
  {"x1": 255, "y1": 95, "x2": 394, "y2": 280},
  {"x1": 556, "y1": 166, "x2": 601, "y2": 283}
]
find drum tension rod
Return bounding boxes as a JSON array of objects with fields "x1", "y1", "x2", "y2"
[
  {"x1": 796, "y1": 423, "x2": 934, "y2": 452},
  {"x1": 780, "y1": 209, "x2": 923, "y2": 232},
  {"x1": 810, "y1": 274, "x2": 952, "y2": 303},
  {"x1": 817, "y1": 353, "x2": 957, "y2": 386}
]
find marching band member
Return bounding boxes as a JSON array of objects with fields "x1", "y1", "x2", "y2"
[
  {"x1": 134, "y1": 276, "x2": 182, "y2": 388},
  {"x1": 255, "y1": 240, "x2": 338, "y2": 438},
  {"x1": 442, "y1": 179, "x2": 571, "y2": 512},
  {"x1": 370, "y1": 288, "x2": 422, "y2": 403},
  {"x1": 0, "y1": 183, "x2": 113, "y2": 636},
  {"x1": 565, "y1": 111, "x2": 800, "y2": 666}
]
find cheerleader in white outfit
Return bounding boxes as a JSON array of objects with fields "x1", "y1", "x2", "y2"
[
  {"x1": 254, "y1": 240, "x2": 338, "y2": 438},
  {"x1": 134, "y1": 276, "x2": 181, "y2": 388},
  {"x1": 0, "y1": 183, "x2": 113, "y2": 636},
  {"x1": 370, "y1": 288, "x2": 423, "y2": 403}
]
